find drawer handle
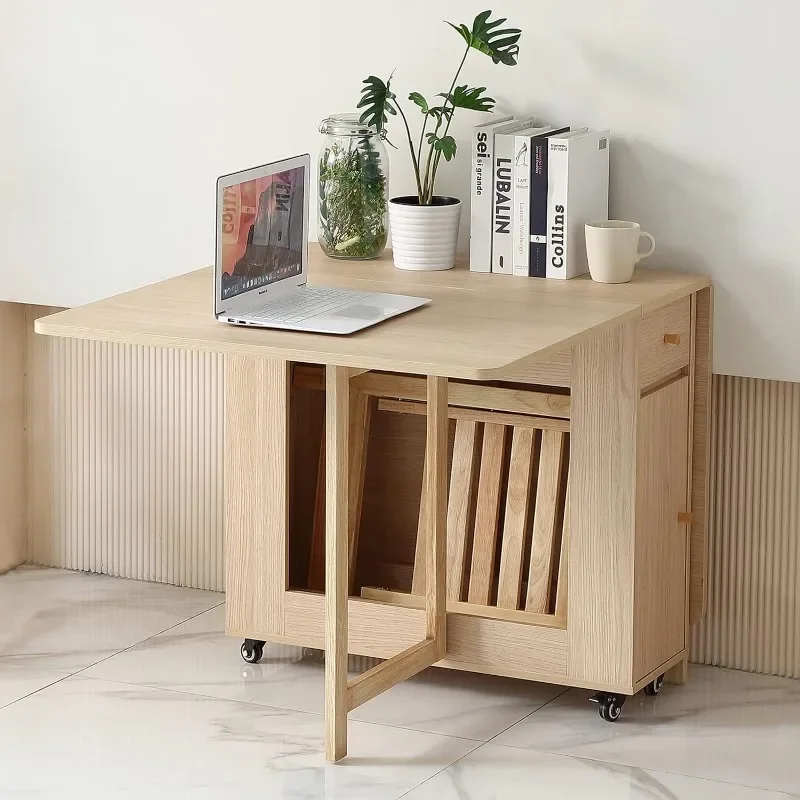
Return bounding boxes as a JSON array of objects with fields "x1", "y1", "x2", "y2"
[
  {"x1": 663, "y1": 333, "x2": 681, "y2": 345},
  {"x1": 678, "y1": 512, "x2": 695, "y2": 524}
]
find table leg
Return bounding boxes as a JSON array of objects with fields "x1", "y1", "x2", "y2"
[
  {"x1": 325, "y1": 365, "x2": 350, "y2": 761},
  {"x1": 323, "y1": 371, "x2": 448, "y2": 762},
  {"x1": 424, "y1": 375, "x2": 448, "y2": 656}
]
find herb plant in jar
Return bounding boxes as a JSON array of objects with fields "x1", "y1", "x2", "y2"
[{"x1": 317, "y1": 114, "x2": 389, "y2": 260}]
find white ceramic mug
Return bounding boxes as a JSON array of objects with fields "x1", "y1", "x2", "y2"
[{"x1": 584, "y1": 221, "x2": 656, "y2": 284}]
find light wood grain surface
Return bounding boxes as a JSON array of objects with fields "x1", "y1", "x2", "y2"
[
  {"x1": 568, "y1": 321, "x2": 638, "y2": 686},
  {"x1": 496, "y1": 427, "x2": 535, "y2": 610},
  {"x1": 634, "y1": 376, "x2": 690, "y2": 681},
  {"x1": 690, "y1": 286, "x2": 713, "y2": 625},
  {"x1": 324, "y1": 365, "x2": 351, "y2": 761},
  {"x1": 467, "y1": 423, "x2": 507, "y2": 605},
  {"x1": 224, "y1": 357, "x2": 289, "y2": 638},
  {"x1": 35, "y1": 246, "x2": 708, "y2": 380}
]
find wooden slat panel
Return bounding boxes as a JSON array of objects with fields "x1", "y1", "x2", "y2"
[
  {"x1": 224, "y1": 357, "x2": 289, "y2": 638},
  {"x1": 378, "y1": 398, "x2": 569, "y2": 431},
  {"x1": 411, "y1": 453, "x2": 428, "y2": 595},
  {"x1": 526, "y1": 430, "x2": 566, "y2": 613},
  {"x1": 446, "y1": 420, "x2": 480, "y2": 601},
  {"x1": 555, "y1": 479, "x2": 571, "y2": 619},
  {"x1": 348, "y1": 392, "x2": 373, "y2": 590},
  {"x1": 497, "y1": 427, "x2": 536, "y2": 610},
  {"x1": 351, "y1": 372, "x2": 570, "y2": 419},
  {"x1": 468, "y1": 423, "x2": 507, "y2": 605}
]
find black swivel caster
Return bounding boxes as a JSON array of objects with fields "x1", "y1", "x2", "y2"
[
  {"x1": 644, "y1": 673, "x2": 665, "y2": 696},
  {"x1": 590, "y1": 691, "x2": 626, "y2": 722},
  {"x1": 241, "y1": 639, "x2": 265, "y2": 664}
]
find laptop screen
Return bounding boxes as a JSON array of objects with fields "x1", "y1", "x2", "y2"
[{"x1": 218, "y1": 165, "x2": 305, "y2": 301}]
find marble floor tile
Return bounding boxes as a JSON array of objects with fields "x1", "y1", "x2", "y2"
[
  {"x1": 494, "y1": 665, "x2": 800, "y2": 795},
  {"x1": 402, "y1": 743, "x2": 800, "y2": 800},
  {"x1": 0, "y1": 675, "x2": 478, "y2": 799},
  {"x1": 0, "y1": 566, "x2": 223, "y2": 672},
  {"x1": 85, "y1": 604, "x2": 566, "y2": 740},
  {"x1": 0, "y1": 661, "x2": 70, "y2": 709}
]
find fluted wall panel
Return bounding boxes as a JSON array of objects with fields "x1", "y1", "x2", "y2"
[
  {"x1": 25, "y1": 307, "x2": 225, "y2": 591},
  {"x1": 690, "y1": 374, "x2": 800, "y2": 678}
]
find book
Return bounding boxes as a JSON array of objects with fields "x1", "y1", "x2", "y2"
[
  {"x1": 490, "y1": 120, "x2": 541, "y2": 274},
  {"x1": 546, "y1": 130, "x2": 610, "y2": 279},
  {"x1": 511, "y1": 125, "x2": 569, "y2": 277},
  {"x1": 469, "y1": 115, "x2": 514, "y2": 273}
]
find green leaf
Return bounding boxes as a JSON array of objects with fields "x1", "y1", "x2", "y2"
[
  {"x1": 426, "y1": 133, "x2": 457, "y2": 161},
  {"x1": 426, "y1": 105, "x2": 454, "y2": 125},
  {"x1": 408, "y1": 92, "x2": 429, "y2": 114},
  {"x1": 438, "y1": 85, "x2": 495, "y2": 112},
  {"x1": 445, "y1": 10, "x2": 521, "y2": 66},
  {"x1": 357, "y1": 75, "x2": 397, "y2": 135}
]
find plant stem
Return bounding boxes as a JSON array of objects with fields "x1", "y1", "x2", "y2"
[
  {"x1": 425, "y1": 44, "x2": 470, "y2": 203},
  {"x1": 416, "y1": 114, "x2": 429, "y2": 180},
  {"x1": 421, "y1": 116, "x2": 443, "y2": 202},
  {"x1": 396, "y1": 102, "x2": 424, "y2": 200}
]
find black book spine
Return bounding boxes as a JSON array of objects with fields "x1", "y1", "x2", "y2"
[{"x1": 529, "y1": 128, "x2": 568, "y2": 277}]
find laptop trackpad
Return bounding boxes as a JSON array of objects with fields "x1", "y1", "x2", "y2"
[{"x1": 330, "y1": 304, "x2": 387, "y2": 320}]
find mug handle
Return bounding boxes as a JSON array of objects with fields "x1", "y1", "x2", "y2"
[{"x1": 637, "y1": 231, "x2": 656, "y2": 261}]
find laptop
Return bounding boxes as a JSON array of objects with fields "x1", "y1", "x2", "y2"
[{"x1": 214, "y1": 154, "x2": 430, "y2": 334}]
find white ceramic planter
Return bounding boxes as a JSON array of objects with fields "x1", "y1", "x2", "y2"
[{"x1": 388, "y1": 196, "x2": 462, "y2": 271}]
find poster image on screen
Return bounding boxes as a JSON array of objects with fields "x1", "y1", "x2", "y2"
[{"x1": 219, "y1": 167, "x2": 305, "y2": 301}]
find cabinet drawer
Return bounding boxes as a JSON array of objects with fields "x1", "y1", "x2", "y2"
[{"x1": 638, "y1": 297, "x2": 691, "y2": 389}]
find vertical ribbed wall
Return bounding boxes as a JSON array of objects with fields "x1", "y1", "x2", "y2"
[
  {"x1": 25, "y1": 307, "x2": 225, "y2": 591},
  {"x1": 22, "y1": 305, "x2": 800, "y2": 678},
  {"x1": 690, "y1": 374, "x2": 800, "y2": 678}
]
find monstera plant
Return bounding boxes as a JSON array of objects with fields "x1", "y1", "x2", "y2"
[
  {"x1": 359, "y1": 10, "x2": 521, "y2": 206},
  {"x1": 356, "y1": 10, "x2": 522, "y2": 271}
]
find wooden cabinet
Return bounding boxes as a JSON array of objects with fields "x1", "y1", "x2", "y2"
[{"x1": 225, "y1": 292, "x2": 708, "y2": 696}]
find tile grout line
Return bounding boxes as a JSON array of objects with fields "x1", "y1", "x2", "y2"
[
  {"x1": 489, "y1": 736, "x2": 800, "y2": 798},
  {"x1": 0, "y1": 600, "x2": 225, "y2": 714},
  {"x1": 393, "y1": 686, "x2": 573, "y2": 800}
]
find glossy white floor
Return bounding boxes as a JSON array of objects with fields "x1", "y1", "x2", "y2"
[{"x1": 1, "y1": 567, "x2": 799, "y2": 799}]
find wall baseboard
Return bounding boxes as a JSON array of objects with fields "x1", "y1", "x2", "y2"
[{"x1": 16, "y1": 305, "x2": 800, "y2": 679}]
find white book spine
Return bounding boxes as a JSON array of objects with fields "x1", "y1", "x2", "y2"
[
  {"x1": 469, "y1": 117, "x2": 512, "y2": 272},
  {"x1": 546, "y1": 139, "x2": 569, "y2": 279},
  {"x1": 512, "y1": 134, "x2": 532, "y2": 276},
  {"x1": 491, "y1": 133, "x2": 516, "y2": 274}
]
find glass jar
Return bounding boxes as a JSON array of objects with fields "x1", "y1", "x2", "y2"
[{"x1": 318, "y1": 113, "x2": 389, "y2": 260}]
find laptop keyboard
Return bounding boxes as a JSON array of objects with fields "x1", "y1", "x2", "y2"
[{"x1": 246, "y1": 287, "x2": 369, "y2": 325}]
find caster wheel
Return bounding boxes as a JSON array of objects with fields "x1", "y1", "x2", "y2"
[
  {"x1": 240, "y1": 639, "x2": 265, "y2": 664},
  {"x1": 644, "y1": 673, "x2": 665, "y2": 696},
  {"x1": 599, "y1": 700, "x2": 623, "y2": 722},
  {"x1": 590, "y1": 691, "x2": 626, "y2": 722}
]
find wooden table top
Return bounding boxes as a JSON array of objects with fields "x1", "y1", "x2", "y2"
[{"x1": 36, "y1": 246, "x2": 709, "y2": 379}]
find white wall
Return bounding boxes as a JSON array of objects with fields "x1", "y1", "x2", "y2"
[{"x1": 1, "y1": 1, "x2": 798, "y2": 380}]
